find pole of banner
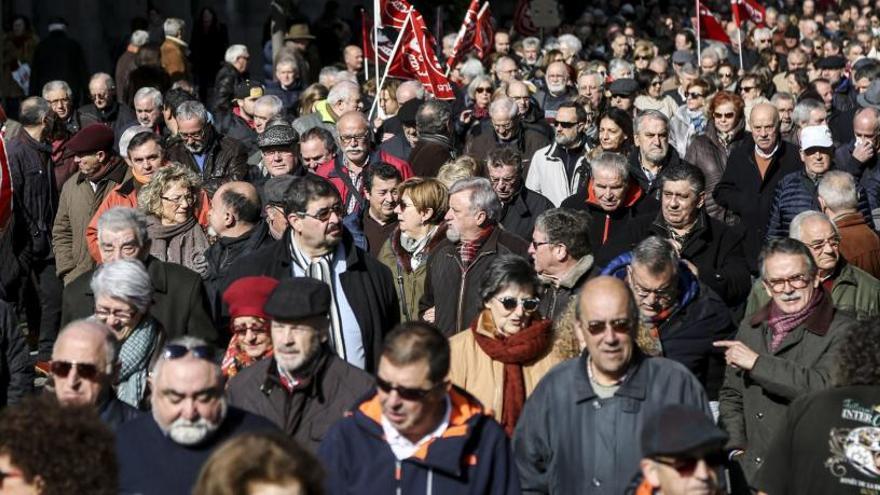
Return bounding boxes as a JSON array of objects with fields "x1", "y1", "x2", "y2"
[
  {"x1": 737, "y1": 27, "x2": 744, "y2": 71},
  {"x1": 445, "y1": 6, "x2": 472, "y2": 77},
  {"x1": 368, "y1": 8, "x2": 414, "y2": 122},
  {"x1": 374, "y1": 0, "x2": 381, "y2": 91},
  {"x1": 361, "y1": 9, "x2": 370, "y2": 82},
  {"x1": 695, "y1": 0, "x2": 702, "y2": 68}
]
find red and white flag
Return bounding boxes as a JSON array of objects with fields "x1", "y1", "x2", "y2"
[
  {"x1": 472, "y1": 3, "x2": 495, "y2": 61},
  {"x1": 699, "y1": 2, "x2": 732, "y2": 44},
  {"x1": 401, "y1": 15, "x2": 456, "y2": 99},
  {"x1": 731, "y1": 0, "x2": 766, "y2": 27},
  {"x1": 445, "y1": 0, "x2": 480, "y2": 68},
  {"x1": 378, "y1": 0, "x2": 425, "y2": 29}
]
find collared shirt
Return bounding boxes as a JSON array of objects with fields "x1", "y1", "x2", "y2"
[{"x1": 381, "y1": 395, "x2": 452, "y2": 460}]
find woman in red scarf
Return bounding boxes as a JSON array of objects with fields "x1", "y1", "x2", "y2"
[
  {"x1": 221, "y1": 276, "x2": 279, "y2": 378},
  {"x1": 448, "y1": 254, "x2": 561, "y2": 435}
]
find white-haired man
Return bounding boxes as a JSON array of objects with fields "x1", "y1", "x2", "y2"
[
  {"x1": 464, "y1": 96, "x2": 550, "y2": 167},
  {"x1": 115, "y1": 30, "x2": 149, "y2": 104},
  {"x1": 160, "y1": 17, "x2": 190, "y2": 80},
  {"x1": 212, "y1": 44, "x2": 250, "y2": 113},
  {"x1": 79, "y1": 73, "x2": 136, "y2": 139},
  {"x1": 293, "y1": 80, "x2": 361, "y2": 139}
]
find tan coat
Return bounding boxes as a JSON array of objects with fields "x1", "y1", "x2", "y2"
[
  {"x1": 160, "y1": 37, "x2": 190, "y2": 80},
  {"x1": 448, "y1": 311, "x2": 562, "y2": 423}
]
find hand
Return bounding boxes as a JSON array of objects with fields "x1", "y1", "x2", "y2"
[
  {"x1": 713, "y1": 340, "x2": 759, "y2": 371},
  {"x1": 423, "y1": 307, "x2": 436, "y2": 323},
  {"x1": 853, "y1": 139, "x2": 876, "y2": 163},
  {"x1": 459, "y1": 109, "x2": 473, "y2": 125}
]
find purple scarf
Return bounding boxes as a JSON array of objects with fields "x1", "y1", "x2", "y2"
[{"x1": 767, "y1": 288, "x2": 824, "y2": 351}]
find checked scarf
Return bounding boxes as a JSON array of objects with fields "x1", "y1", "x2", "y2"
[
  {"x1": 459, "y1": 225, "x2": 494, "y2": 268},
  {"x1": 636, "y1": 304, "x2": 678, "y2": 357},
  {"x1": 116, "y1": 318, "x2": 158, "y2": 408}
]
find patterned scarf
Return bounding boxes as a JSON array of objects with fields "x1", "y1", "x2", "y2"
[
  {"x1": 459, "y1": 225, "x2": 494, "y2": 268},
  {"x1": 221, "y1": 332, "x2": 273, "y2": 379},
  {"x1": 289, "y1": 239, "x2": 346, "y2": 362},
  {"x1": 116, "y1": 318, "x2": 158, "y2": 408},
  {"x1": 767, "y1": 288, "x2": 824, "y2": 352},
  {"x1": 636, "y1": 304, "x2": 679, "y2": 357},
  {"x1": 399, "y1": 225, "x2": 439, "y2": 271},
  {"x1": 471, "y1": 310, "x2": 553, "y2": 436}
]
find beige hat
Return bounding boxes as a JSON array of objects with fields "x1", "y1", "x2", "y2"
[{"x1": 285, "y1": 24, "x2": 315, "y2": 41}]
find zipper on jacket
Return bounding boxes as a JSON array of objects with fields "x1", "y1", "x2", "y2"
[
  {"x1": 395, "y1": 460, "x2": 402, "y2": 495},
  {"x1": 455, "y1": 250, "x2": 495, "y2": 332}
]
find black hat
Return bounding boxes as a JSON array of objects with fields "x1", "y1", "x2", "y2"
[
  {"x1": 397, "y1": 98, "x2": 424, "y2": 126},
  {"x1": 234, "y1": 80, "x2": 265, "y2": 99},
  {"x1": 262, "y1": 175, "x2": 297, "y2": 208},
  {"x1": 258, "y1": 122, "x2": 298, "y2": 148},
  {"x1": 858, "y1": 80, "x2": 880, "y2": 110},
  {"x1": 609, "y1": 78, "x2": 639, "y2": 97},
  {"x1": 784, "y1": 25, "x2": 800, "y2": 39},
  {"x1": 263, "y1": 278, "x2": 331, "y2": 321},
  {"x1": 816, "y1": 55, "x2": 846, "y2": 70},
  {"x1": 641, "y1": 405, "x2": 728, "y2": 458}
]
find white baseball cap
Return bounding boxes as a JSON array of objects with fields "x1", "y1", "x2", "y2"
[{"x1": 800, "y1": 125, "x2": 833, "y2": 151}]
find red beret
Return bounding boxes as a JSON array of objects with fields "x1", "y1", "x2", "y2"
[
  {"x1": 66, "y1": 124, "x2": 115, "y2": 154},
  {"x1": 222, "y1": 276, "x2": 280, "y2": 320}
]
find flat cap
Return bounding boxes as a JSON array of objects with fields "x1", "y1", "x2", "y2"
[
  {"x1": 262, "y1": 175, "x2": 297, "y2": 207},
  {"x1": 608, "y1": 78, "x2": 639, "y2": 97},
  {"x1": 258, "y1": 122, "x2": 298, "y2": 148},
  {"x1": 816, "y1": 55, "x2": 846, "y2": 70},
  {"x1": 641, "y1": 405, "x2": 728, "y2": 458},
  {"x1": 234, "y1": 80, "x2": 265, "y2": 99},
  {"x1": 672, "y1": 50, "x2": 697, "y2": 66},
  {"x1": 66, "y1": 124, "x2": 115, "y2": 154},
  {"x1": 397, "y1": 98, "x2": 424, "y2": 126},
  {"x1": 264, "y1": 277, "x2": 331, "y2": 321}
]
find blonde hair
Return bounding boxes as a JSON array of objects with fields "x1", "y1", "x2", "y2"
[
  {"x1": 436, "y1": 156, "x2": 479, "y2": 187},
  {"x1": 297, "y1": 83, "x2": 328, "y2": 117},
  {"x1": 137, "y1": 164, "x2": 202, "y2": 218},
  {"x1": 396, "y1": 177, "x2": 448, "y2": 225}
]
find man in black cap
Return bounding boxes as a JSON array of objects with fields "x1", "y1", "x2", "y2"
[
  {"x1": 215, "y1": 80, "x2": 265, "y2": 153},
  {"x1": 634, "y1": 405, "x2": 728, "y2": 495},
  {"x1": 409, "y1": 99, "x2": 457, "y2": 177},
  {"x1": 226, "y1": 277, "x2": 373, "y2": 452},
  {"x1": 608, "y1": 78, "x2": 639, "y2": 115},
  {"x1": 817, "y1": 55, "x2": 856, "y2": 113},
  {"x1": 379, "y1": 98, "x2": 421, "y2": 162}
]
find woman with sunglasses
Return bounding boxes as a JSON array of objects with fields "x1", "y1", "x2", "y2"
[
  {"x1": 448, "y1": 255, "x2": 560, "y2": 435},
  {"x1": 715, "y1": 62, "x2": 738, "y2": 92},
  {"x1": 377, "y1": 177, "x2": 448, "y2": 322},
  {"x1": 91, "y1": 258, "x2": 165, "y2": 410},
  {"x1": 669, "y1": 78, "x2": 712, "y2": 157},
  {"x1": 684, "y1": 90, "x2": 746, "y2": 224},
  {"x1": 633, "y1": 69, "x2": 678, "y2": 118},
  {"x1": 220, "y1": 276, "x2": 279, "y2": 378},
  {"x1": 460, "y1": 75, "x2": 495, "y2": 131},
  {"x1": 138, "y1": 164, "x2": 210, "y2": 277}
]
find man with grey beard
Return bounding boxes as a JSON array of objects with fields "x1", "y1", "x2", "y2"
[
  {"x1": 115, "y1": 337, "x2": 275, "y2": 494},
  {"x1": 534, "y1": 61, "x2": 577, "y2": 120},
  {"x1": 628, "y1": 110, "x2": 692, "y2": 214}
]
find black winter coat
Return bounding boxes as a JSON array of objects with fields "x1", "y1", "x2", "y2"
[
  {"x1": 61, "y1": 256, "x2": 219, "y2": 346},
  {"x1": 29, "y1": 30, "x2": 88, "y2": 104},
  {"x1": 78, "y1": 101, "x2": 137, "y2": 149},
  {"x1": 0, "y1": 298, "x2": 32, "y2": 407},
  {"x1": 211, "y1": 63, "x2": 247, "y2": 113},
  {"x1": 214, "y1": 111, "x2": 258, "y2": 153},
  {"x1": 225, "y1": 232, "x2": 400, "y2": 372},
  {"x1": 500, "y1": 187, "x2": 554, "y2": 241},
  {"x1": 7, "y1": 131, "x2": 57, "y2": 265},
  {"x1": 419, "y1": 226, "x2": 530, "y2": 335},
  {"x1": 626, "y1": 147, "x2": 692, "y2": 216},
  {"x1": 408, "y1": 135, "x2": 456, "y2": 178},
  {"x1": 713, "y1": 136, "x2": 802, "y2": 270},
  {"x1": 164, "y1": 126, "x2": 248, "y2": 196},
  {"x1": 205, "y1": 223, "x2": 276, "y2": 323},
  {"x1": 463, "y1": 122, "x2": 551, "y2": 174}
]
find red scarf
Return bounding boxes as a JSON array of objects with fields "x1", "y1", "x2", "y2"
[
  {"x1": 221, "y1": 333, "x2": 273, "y2": 378},
  {"x1": 471, "y1": 311, "x2": 553, "y2": 435},
  {"x1": 459, "y1": 225, "x2": 494, "y2": 267},
  {"x1": 767, "y1": 287, "x2": 824, "y2": 351}
]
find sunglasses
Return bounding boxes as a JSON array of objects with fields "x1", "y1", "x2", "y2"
[
  {"x1": 719, "y1": 72, "x2": 734, "y2": 78},
  {"x1": 553, "y1": 120, "x2": 579, "y2": 129},
  {"x1": 686, "y1": 92, "x2": 705, "y2": 99},
  {"x1": 740, "y1": 86, "x2": 757, "y2": 92},
  {"x1": 162, "y1": 344, "x2": 215, "y2": 361},
  {"x1": 653, "y1": 452, "x2": 727, "y2": 476},
  {"x1": 496, "y1": 296, "x2": 540, "y2": 312},
  {"x1": 584, "y1": 318, "x2": 632, "y2": 335},
  {"x1": 232, "y1": 321, "x2": 270, "y2": 334},
  {"x1": 713, "y1": 111, "x2": 735, "y2": 119},
  {"x1": 50, "y1": 360, "x2": 103, "y2": 381},
  {"x1": 376, "y1": 376, "x2": 442, "y2": 400},
  {"x1": 475, "y1": 87, "x2": 493, "y2": 94}
]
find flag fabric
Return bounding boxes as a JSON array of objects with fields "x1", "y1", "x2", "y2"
[
  {"x1": 0, "y1": 137, "x2": 13, "y2": 233},
  {"x1": 731, "y1": 0, "x2": 767, "y2": 27},
  {"x1": 445, "y1": 0, "x2": 480, "y2": 68},
  {"x1": 379, "y1": 0, "x2": 424, "y2": 29},
  {"x1": 473, "y1": 4, "x2": 495, "y2": 61},
  {"x1": 513, "y1": 0, "x2": 538, "y2": 36},
  {"x1": 699, "y1": 2, "x2": 732, "y2": 44},
  {"x1": 363, "y1": 15, "x2": 409, "y2": 78},
  {"x1": 400, "y1": 14, "x2": 456, "y2": 99}
]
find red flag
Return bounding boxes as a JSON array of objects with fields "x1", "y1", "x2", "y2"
[
  {"x1": 400, "y1": 16, "x2": 456, "y2": 99},
  {"x1": 514, "y1": 0, "x2": 538, "y2": 36},
  {"x1": 0, "y1": 137, "x2": 12, "y2": 233},
  {"x1": 363, "y1": 15, "x2": 409, "y2": 78},
  {"x1": 731, "y1": 0, "x2": 766, "y2": 27},
  {"x1": 473, "y1": 4, "x2": 494, "y2": 61},
  {"x1": 378, "y1": 0, "x2": 425, "y2": 29},
  {"x1": 699, "y1": 3, "x2": 732, "y2": 44},
  {"x1": 445, "y1": 0, "x2": 480, "y2": 68}
]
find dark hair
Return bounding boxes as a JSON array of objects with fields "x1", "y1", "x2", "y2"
[
  {"x1": 535, "y1": 208, "x2": 592, "y2": 259},
  {"x1": 19, "y1": 97, "x2": 51, "y2": 126},
  {"x1": 127, "y1": 132, "x2": 163, "y2": 155},
  {"x1": 659, "y1": 163, "x2": 706, "y2": 196},
  {"x1": 300, "y1": 126, "x2": 338, "y2": 155},
  {"x1": 193, "y1": 432, "x2": 324, "y2": 495},
  {"x1": 836, "y1": 320, "x2": 880, "y2": 386},
  {"x1": 163, "y1": 87, "x2": 198, "y2": 116},
  {"x1": 675, "y1": 29, "x2": 696, "y2": 50},
  {"x1": 485, "y1": 146, "x2": 523, "y2": 174},
  {"x1": 284, "y1": 174, "x2": 340, "y2": 215},
  {"x1": 598, "y1": 108, "x2": 634, "y2": 150},
  {"x1": 479, "y1": 254, "x2": 539, "y2": 303},
  {"x1": 636, "y1": 69, "x2": 660, "y2": 94},
  {"x1": 557, "y1": 101, "x2": 587, "y2": 123},
  {"x1": 854, "y1": 62, "x2": 880, "y2": 82},
  {"x1": 135, "y1": 43, "x2": 161, "y2": 67},
  {"x1": 382, "y1": 322, "x2": 449, "y2": 385},
  {"x1": 365, "y1": 163, "x2": 403, "y2": 192},
  {"x1": 758, "y1": 237, "x2": 818, "y2": 280},
  {"x1": 221, "y1": 189, "x2": 262, "y2": 224},
  {"x1": 0, "y1": 395, "x2": 117, "y2": 495},
  {"x1": 416, "y1": 100, "x2": 452, "y2": 135}
]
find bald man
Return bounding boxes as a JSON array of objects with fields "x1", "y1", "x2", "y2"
[
  {"x1": 51, "y1": 320, "x2": 141, "y2": 429},
  {"x1": 536, "y1": 61, "x2": 576, "y2": 120},
  {"x1": 343, "y1": 45, "x2": 364, "y2": 75},
  {"x1": 507, "y1": 79, "x2": 552, "y2": 139},
  {"x1": 714, "y1": 103, "x2": 803, "y2": 269},
  {"x1": 205, "y1": 181, "x2": 275, "y2": 318},
  {"x1": 513, "y1": 276, "x2": 710, "y2": 494}
]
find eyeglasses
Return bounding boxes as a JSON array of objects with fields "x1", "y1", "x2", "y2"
[
  {"x1": 651, "y1": 81, "x2": 662, "y2": 87},
  {"x1": 686, "y1": 92, "x2": 705, "y2": 99},
  {"x1": 740, "y1": 85, "x2": 757, "y2": 92},
  {"x1": 713, "y1": 111, "x2": 735, "y2": 119},
  {"x1": 50, "y1": 360, "x2": 102, "y2": 381},
  {"x1": 493, "y1": 120, "x2": 515, "y2": 131},
  {"x1": 630, "y1": 274, "x2": 676, "y2": 302},
  {"x1": 653, "y1": 453, "x2": 726, "y2": 476},
  {"x1": 339, "y1": 132, "x2": 369, "y2": 144},
  {"x1": 232, "y1": 320, "x2": 270, "y2": 334},
  {"x1": 162, "y1": 344, "x2": 215, "y2": 361},
  {"x1": 475, "y1": 87, "x2": 493, "y2": 94},
  {"x1": 763, "y1": 274, "x2": 812, "y2": 293},
  {"x1": 584, "y1": 318, "x2": 632, "y2": 335},
  {"x1": 806, "y1": 236, "x2": 841, "y2": 251},
  {"x1": 376, "y1": 376, "x2": 442, "y2": 400},
  {"x1": 634, "y1": 55, "x2": 651, "y2": 61},
  {"x1": 161, "y1": 193, "x2": 195, "y2": 205},
  {"x1": 297, "y1": 203, "x2": 343, "y2": 222},
  {"x1": 47, "y1": 97, "x2": 71, "y2": 106},
  {"x1": 178, "y1": 128, "x2": 205, "y2": 140},
  {"x1": 553, "y1": 120, "x2": 579, "y2": 129},
  {"x1": 718, "y1": 72, "x2": 734, "y2": 79},
  {"x1": 496, "y1": 296, "x2": 540, "y2": 312},
  {"x1": 530, "y1": 239, "x2": 551, "y2": 249},
  {"x1": 95, "y1": 307, "x2": 137, "y2": 322}
]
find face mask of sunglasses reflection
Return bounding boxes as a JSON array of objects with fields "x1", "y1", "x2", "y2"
[{"x1": 50, "y1": 361, "x2": 106, "y2": 381}]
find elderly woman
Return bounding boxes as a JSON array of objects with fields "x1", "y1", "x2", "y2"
[
  {"x1": 378, "y1": 178, "x2": 448, "y2": 322},
  {"x1": 670, "y1": 78, "x2": 712, "y2": 157},
  {"x1": 91, "y1": 259, "x2": 164, "y2": 409},
  {"x1": 448, "y1": 255, "x2": 560, "y2": 435},
  {"x1": 220, "y1": 276, "x2": 279, "y2": 378},
  {"x1": 461, "y1": 75, "x2": 494, "y2": 129},
  {"x1": 138, "y1": 163, "x2": 210, "y2": 276},
  {"x1": 633, "y1": 69, "x2": 678, "y2": 118},
  {"x1": 588, "y1": 108, "x2": 633, "y2": 160},
  {"x1": 684, "y1": 90, "x2": 746, "y2": 224}
]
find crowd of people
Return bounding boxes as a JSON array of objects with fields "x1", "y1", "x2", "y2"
[{"x1": 2, "y1": 1, "x2": 880, "y2": 494}]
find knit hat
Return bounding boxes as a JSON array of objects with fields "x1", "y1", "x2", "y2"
[{"x1": 222, "y1": 276, "x2": 280, "y2": 320}]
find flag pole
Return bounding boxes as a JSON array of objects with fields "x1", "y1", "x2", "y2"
[
  {"x1": 695, "y1": 0, "x2": 702, "y2": 69},
  {"x1": 368, "y1": 7, "x2": 414, "y2": 122},
  {"x1": 737, "y1": 27, "x2": 744, "y2": 71},
  {"x1": 361, "y1": 8, "x2": 370, "y2": 82},
  {"x1": 373, "y1": 0, "x2": 381, "y2": 90}
]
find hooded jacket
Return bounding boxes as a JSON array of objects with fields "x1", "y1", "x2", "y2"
[{"x1": 318, "y1": 386, "x2": 520, "y2": 495}]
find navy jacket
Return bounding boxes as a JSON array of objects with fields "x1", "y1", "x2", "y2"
[
  {"x1": 318, "y1": 387, "x2": 520, "y2": 495},
  {"x1": 835, "y1": 139, "x2": 880, "y2": 227},
  {"x1": 766, "y1": 168, "x2": 873, "y2": 240},
  {"x1": 116, "y1": 406, "x2": 275, "y2": 495}
]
